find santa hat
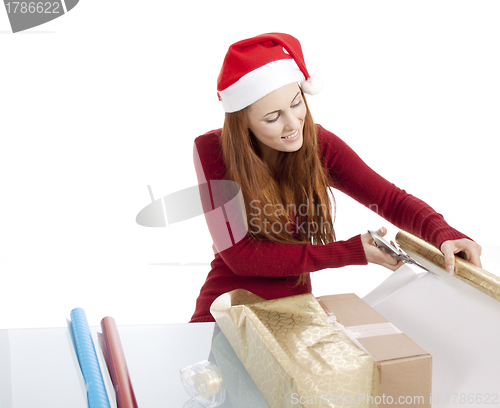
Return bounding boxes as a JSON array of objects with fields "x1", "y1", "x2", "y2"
[{"x1": 217, "y1": 33, "x2": 323, "y2": 113}]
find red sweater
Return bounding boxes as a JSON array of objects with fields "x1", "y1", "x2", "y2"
[{"x1": 189, "y1": 125, "x2": 469, "y2": 322}]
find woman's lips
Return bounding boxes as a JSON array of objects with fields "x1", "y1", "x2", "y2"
[{"x1": 281, "y1": 130, "x2": 299, "y2": 141}]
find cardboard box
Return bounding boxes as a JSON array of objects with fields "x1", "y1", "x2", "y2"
[{"x1": 318, "y1": 294, "x2": 431, "y2": 408}]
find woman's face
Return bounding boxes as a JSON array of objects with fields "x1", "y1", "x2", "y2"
[{"x1": 246, "y1": 82, "x2": 306, "y2": 166}]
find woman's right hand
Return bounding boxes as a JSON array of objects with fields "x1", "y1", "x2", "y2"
[{"x1": 361, "y1": 227, "x2": 403, "y2": 271}]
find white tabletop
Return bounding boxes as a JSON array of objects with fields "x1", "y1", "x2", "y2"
[{"x1": 0, "y1": 322, "x2": 231, "y2": 408}]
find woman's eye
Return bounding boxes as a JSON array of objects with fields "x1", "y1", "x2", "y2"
[
  {"x1": 266, "y1": 115, "x2": 279, "y2": 123},
  {"x1": 291, "y1": 99, "x2": 302, "y2": 108}
]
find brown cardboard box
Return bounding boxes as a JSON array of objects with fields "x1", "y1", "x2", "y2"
[{"x1": 318, "y1": 294, "x2": 431, "y2": 408}]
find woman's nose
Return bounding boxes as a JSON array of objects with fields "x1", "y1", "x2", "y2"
[{"x1": 283, "y1": 110, "x2": 301, "y2": 130}]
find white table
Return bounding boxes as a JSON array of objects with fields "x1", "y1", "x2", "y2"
[{"x1": 0, "y1": 322, "x2": 268, "y2": 407}]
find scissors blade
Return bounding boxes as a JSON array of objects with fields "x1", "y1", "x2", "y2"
[
  {"x1": 368, "y1": 230, "x2": 437, "y2": 276},
  {"x1": 403, "y1": 258, "x2": 437, "y2": 276}
]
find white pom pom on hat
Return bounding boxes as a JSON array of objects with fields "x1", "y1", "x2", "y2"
[
  {"x1": 300, "y1": 72, "x2": 323, "y2": 95},
  {"x1": 217, "y1": 33, "x2": 323, "y2": 113}
]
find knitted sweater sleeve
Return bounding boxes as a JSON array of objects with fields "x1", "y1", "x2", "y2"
[
  {"x1": 316, "y1": 125, "x2": 471, "y2": 248},
  {"x1": 193, "y1": 130, "x2": 368, "y2": 279}
]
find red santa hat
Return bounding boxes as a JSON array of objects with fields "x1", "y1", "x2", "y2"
[{"x1": 217, "y1": 33, "x2": 323, "y2": 113}]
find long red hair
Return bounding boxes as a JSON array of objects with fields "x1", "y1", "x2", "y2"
[{"x1": 221, "y1": 92, "x2": 336, "y2": 285}]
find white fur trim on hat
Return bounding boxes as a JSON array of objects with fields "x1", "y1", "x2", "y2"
[{"x1": 219, "y1": 59, "x2": 305, "y2": 113}]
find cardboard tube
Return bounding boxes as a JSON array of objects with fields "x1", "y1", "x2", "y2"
[
  {"x1": 396, "y1": 230, "x2": 500, "y2": 302},
  {"x1": 101, "y1": 317, "x2": 138, "y2": 408}
]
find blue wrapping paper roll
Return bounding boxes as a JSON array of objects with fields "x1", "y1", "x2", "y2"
[{"x1": 70, "y1": 308, "x2": 111, "y2": 408}]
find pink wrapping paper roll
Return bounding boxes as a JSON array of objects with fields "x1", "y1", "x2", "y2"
[{"x1": 101, "y1": 316, "x2": 138, "y2": 408}]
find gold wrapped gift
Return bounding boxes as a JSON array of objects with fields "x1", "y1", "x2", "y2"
[
  {"x1": 396, "y1": 230, "x2": 500, "y2": 302},
  {"x1": 210, "y1": 290, "x2": 379, "y2": 408}
]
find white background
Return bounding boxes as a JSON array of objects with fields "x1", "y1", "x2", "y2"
[{"x1": 1, "y1": 0, "x2": 498, "y2": 329}]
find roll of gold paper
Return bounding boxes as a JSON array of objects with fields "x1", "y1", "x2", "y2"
[{"x1": 396, "y1": 230, "x2": 500, "y2": 302}]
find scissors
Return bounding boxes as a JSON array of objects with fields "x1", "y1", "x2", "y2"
[{"x1": 368, "y1": 230, "x2": 437, "y2": 275}]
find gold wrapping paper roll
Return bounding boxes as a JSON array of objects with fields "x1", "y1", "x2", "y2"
[
  {"x1": 210, "y1": 289, "x2": 378, "y2": 408},
  {"x1": 396, "y1": 230, "x2": 500, "y2": 302}
]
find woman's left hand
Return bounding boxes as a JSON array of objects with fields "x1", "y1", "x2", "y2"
[{"x1": 440, "y1": 238, "x2": 482, "y2": 274}]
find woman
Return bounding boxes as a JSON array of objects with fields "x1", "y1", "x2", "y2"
[{"x1": 189, "y1": 33, "x2": 481, "y2": 323}]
